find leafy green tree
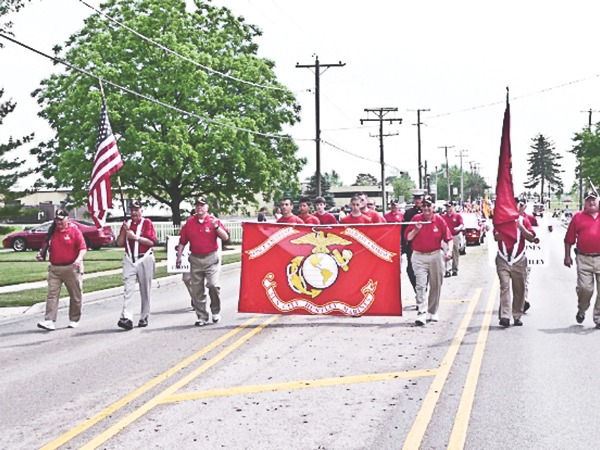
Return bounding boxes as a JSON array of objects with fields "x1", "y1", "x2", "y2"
[
  {"x1": 0, "y1": 0, "x2": 31, "y2": 39},
  {"x1": 524, "y1": 134, "x2": 563, "y2": 201},
  {"x1": 387, "y1": 172, "x2": 415, "y2": 201},
  {"x1": 324, "y1": 170, "x2": 343, "y2": 187},
  {"x1": 353, "y1": 173, "x2": 378, "y2": 186},
  {"x1": 0, "y1": 88, "x2": 33, "y2": 220},
  {"x1": 31, "y1": 0, "x2": 304, "y2": 224},
  {"x1": 431, "y1": 164, "x2": 490, "y2": 202},
  {"x1": 571, "y1": 124, "x2": 600, "y2": 191}
]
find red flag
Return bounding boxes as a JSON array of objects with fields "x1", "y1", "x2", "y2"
[
  {"x1": 88, "y1": 99, "x2": 123, "y2": 228},
  {"x1": 492, "y1": 93, "x2": 519, "y2": 247},
  {"x1": 238, "y1": 223, "x2": 402, "y2": 316}
]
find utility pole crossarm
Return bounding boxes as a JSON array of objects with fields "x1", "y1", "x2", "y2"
[
  {"x1": 296, "y1": 55, "x2": 346, "y2": 197},
  {"x1": 360, "y1": 108, "x2": 402, "y2": 214}
]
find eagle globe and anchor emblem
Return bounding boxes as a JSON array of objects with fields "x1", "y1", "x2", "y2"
[{"x1": 286, "y1": 231, "x2": 353, "y2": 298}]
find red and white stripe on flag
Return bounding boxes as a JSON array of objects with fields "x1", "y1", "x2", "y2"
[
  {"x1": 238, "y1": 222, "x2": 402, "y2": 316},
  {"x1": 88, "y1": 99, "x2": 123, "y2": 228}
]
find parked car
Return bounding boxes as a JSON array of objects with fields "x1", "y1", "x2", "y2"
[
  {"x1": 2, "y1": 220, "x2": 116, "y2": 252},
  {"x1": 462, "y1": 213, "x2": 487, "y2": 246}
]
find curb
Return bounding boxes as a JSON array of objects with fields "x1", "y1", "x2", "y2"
[{"x1": 0, "y1": 262, "x2": 241, "y2": 325}]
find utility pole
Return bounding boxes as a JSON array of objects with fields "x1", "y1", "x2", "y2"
[
  {"x1": 439, "y1": 146, "x2": 454, "y2": 201},
  {"x1": 296, "y1": 55, "x2": 345, "y2": 197},
  {"x1": 578, "y1": 109, "x2": 600, "y2": 209},
  {"x1": 409, "y1": 108, "x2": 430, "y2": 189},
  {"x1": 360, "y1": 107, "x2": 402, "y2": 213},
  {"x1": 455, "y1": 149, "x2": 468, "y2": 205}
]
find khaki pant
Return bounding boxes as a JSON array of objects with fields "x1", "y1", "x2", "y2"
[
  {"x1": 45, "y1": 263, "x2": 84, "y2": 322},
  {"x1": 189, "y1": 252, "x2": 221, "y2": 322},
  {"x1": 496, "y1": 254, "x2": 527, "y2": 320},
  {"x1": 446, "y1": 234, "x2": 461, "y2": 273},
  {"x1": 412, "y1": 250, "x2": 444, "y2": 315},
  {"x1": 575, "y1": 254, "x2": 600, "y2": 324},
  {"x1": 121, "y1": 252, "x2": 155, "y2": 321}
]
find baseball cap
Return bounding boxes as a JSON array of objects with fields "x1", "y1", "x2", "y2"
[
  {"x1": 195, "y1": 196, "x2": 208, "y2": 205},
  {"x1": 55, "y1": 209, "x2": 68, "y2": 219},
  {"x1": 412, "y1": 189, "x2": 426, "y2": 198},
  {"x1": 445, "y1": 201, "x2": 456, "y2": 207},
  {"x1": 585, "y1": 190, "x2": 598, "y2": 199},
  {"x1": 130, "y1": 199, "x2": 142, "y2": 209},
  {"x1": 422, "y1": 195, "x2": 433, "y2": 206}
]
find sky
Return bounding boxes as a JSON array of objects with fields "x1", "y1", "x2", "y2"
[{"x1": 2, "y1": 0, "x2": 600, "y2": 197}]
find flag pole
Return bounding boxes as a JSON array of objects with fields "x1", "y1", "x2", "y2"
[{"x1": 99, "y1": 80, "x2": 128, "y2": 219}]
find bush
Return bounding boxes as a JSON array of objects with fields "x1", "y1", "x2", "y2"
[{"x1": 0, "y1": 225, "x2": 18, "y2": 236}]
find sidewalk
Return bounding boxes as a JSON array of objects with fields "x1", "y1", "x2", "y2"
[{"x1": 0, "y1": 246, "x2": 241, "y2": 322}]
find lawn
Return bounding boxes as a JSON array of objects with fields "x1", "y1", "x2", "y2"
[{"x1": 0, "y1": 252, "x2": 240, "y2": 308}]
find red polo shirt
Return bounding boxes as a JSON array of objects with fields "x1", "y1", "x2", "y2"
[
  {"x1": 363, "y1": 209, "x2": 386, "y2": 223},
  {"x1": 442, "y1": 212, "x2": 464, "y2": 236},
  {"x1": 277, "y1": 215, "x2": 305, "y2": 225},
  {"x1": 179, "y1": 215, "x2": 226, "y2": 255},
  {"x1": 565, "y1": 211, "x2": 600, "y2": 254},
  {"x1": 124, "y1": 218, "x2": 156, "y2": 256},
  {"x1": 341, "y1": 214, "x2": 372, "y2": 224},
  {"x1": 384, "y1": 211, "x2": 404, "y2": 223},
  {"x1": 298, "y1": 213, "x2": 320, "y2": 225},
  {"x1": 405, "y1": 214, "x2": 452, "y2": 253},
  {"x1": 49, "y1": 223, "x2": 87, "y2": 265},
  {"x1": 525, "y1": 213, "x2": 539, "y2": 227},
  {"x1": 314, "y1": 211, "x2": 338, "y2": 225}
]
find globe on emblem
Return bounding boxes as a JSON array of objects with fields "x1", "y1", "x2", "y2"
[{"x1": 302, "y1": 253, "x2": 339, "y2": 289}]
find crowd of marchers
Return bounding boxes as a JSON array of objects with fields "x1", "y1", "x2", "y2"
[{"x1": 33, "y1": 189, "x2": 600, "y2": 332}]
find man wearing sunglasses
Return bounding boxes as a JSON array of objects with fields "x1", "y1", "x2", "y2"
[{"x1": 36, "y1": 209, "x2": 87, "y2": 331}]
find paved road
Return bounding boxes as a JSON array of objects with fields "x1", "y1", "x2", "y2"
[{"x1": 1, "y1": 217, "x2": 598, "y2": 449}]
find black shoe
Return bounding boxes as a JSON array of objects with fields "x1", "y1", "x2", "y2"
[
  {"x1": 452, "y1": 271, "x2": 458, "y2": 276},
  {"x1": 576, "y1": 311, "x2": 585, "y2": 324},
  {"x1": 513, "y1": 318, "x2": 523, "y2": 326},
  {"x1": 524, "y1": 301, "x2": 530, "y2": 313},
  {"x1": 444, "y1": 271, "x2": 451, "y2": 278},
  {"x1": 117, "y1": 318, "x2": 133, "y2": 330},
  {"x1": 499, "y1": 318, "x2": 510, "y2": 327},
  {"x1": 138, "y1": 318, "x2": 148, "y2": 328}
]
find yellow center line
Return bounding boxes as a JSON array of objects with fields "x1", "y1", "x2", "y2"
[
  {"x1": 40, "y1": 315, "x2": 261, "y2": 450},
  {"x1": 80, "y1": 315, "x2": 280, "y2": 450},
  {"x1": 160, "y1": 368, "x2": 438, "y2": 403},
  {"x1": 448, "y1": 278, "x2": 498, "y2": 448},
  {"x1": 403, "y1": 298, "x2": 472, "y2": 306},
  {"x1": 402, "y1": 288, "x2": 482, "y2": 450}
]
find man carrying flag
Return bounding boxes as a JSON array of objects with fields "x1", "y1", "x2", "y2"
[
  {"x1": 88, "y1": 97, "x2": 123, "y2": 228},
  {"x1": 492, "y1": 92, "x2": 536, "y2": 328}
]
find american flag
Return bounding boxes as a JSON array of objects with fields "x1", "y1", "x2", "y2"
[{"x1": 88, "y1": 98, "x2": 123, "y2": 228}]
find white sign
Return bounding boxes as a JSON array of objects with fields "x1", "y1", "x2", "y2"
[
  {"x1": 526, "y1": 242, "x2": 548, "y2": 268},
  {"x1": 166, "y1": 235, "x2": 190, "y2": 273}
]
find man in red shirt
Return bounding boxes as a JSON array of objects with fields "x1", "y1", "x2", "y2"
[
  {"x1": 36, "y1": 209, "x2": 87, "y2": 331},
  {"x1": 117, "y1": 200, "x2": 157, "y2": 330},
  {"x1": 276, "y1": 197, "x2": 304, "y2": 224},
  {"x1": 493, "y1": 204, "x2": 536, "y2": 327},
  {"x1": 358, "y1": 193, "x2": 386, "y2": 223},
  {"x1": 177, "y1": 196, "x2": 229, "y2": 326},
  {"x1": 297, "y1": 196, "x2": 320, "y2": 225},
  {"x1": 518, "y1": 198, "x2": 539, "y2": 312},
  {"x1": 340, "y1": 195, "x2": 372, "y2": 224},
  {"x1": 384, "y1": 200, "x2": 404, "y2": 223},
  {"x1": 314, "y1": 196, "x2": 338, "y2": 224},
  {"x1": 405, "y1": 196, "x2": 453, "y2": 325},
  {"x1": 564, "y1": 190, "x2": 600, "y2": 327},
  {"x1": 442, "y1": 201, "x2": 464, "y2": 277}
]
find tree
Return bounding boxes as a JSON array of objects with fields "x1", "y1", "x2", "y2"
[
  {"x1": 571, "y1": 124, "x2": 600, "y2": 191},
  {"x1": 323, "y1": 170, "x2": 343, "y2": 187},
  {"x1": 0, "y1": 88, "x2": 34, "y2": 220},
  {"x1": 430, "y1": 164, "x2": 490, "y2": 202},
  {"x1": 524, "y1": 134, "x2": 563, "y2": 201},
  {"x1": 303, "y1": 171, "x2": 336, "y2": 208},
  {"x1": 352, "y1": 173, "x2": 378, "y2": 186},
  {"x1": 31, "y1": 0, "x2": 304, "y2": 224},
  {"x1": 387, "y1": 172, "x2": 415, "y2": 201},
  {"x1": 0, "y1": 0, "x2": 31, "y2": 39}
]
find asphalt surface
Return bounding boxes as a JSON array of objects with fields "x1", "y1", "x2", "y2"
[{"x1": 1, "y1": 218, "x2": 599, "y2": 449}]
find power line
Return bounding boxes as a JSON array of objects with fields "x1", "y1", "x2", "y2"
[
  {"x1": 76, "y1": 0, "x2": 297, "y2": 93},
  {"x1": 0, "y1": 32, "x2": 313, "y2": 142},
  {"x1": 320, "y1": 139, "x2": 401, "y2": 172}
]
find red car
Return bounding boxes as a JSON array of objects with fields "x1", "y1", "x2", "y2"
[
  {"x1": 2, "y1": 220, "x2": 116, "y2": 252},
  {"x1": 462, "y1": 213, "x2": 487, "y2": 246}
]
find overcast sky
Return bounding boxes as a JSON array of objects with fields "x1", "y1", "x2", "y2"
[{"x1": 3, "y1": 0, "x2": 599, "y2": 196}]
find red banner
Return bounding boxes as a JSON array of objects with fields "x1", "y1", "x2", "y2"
[
  {"x1": 493, "y1": 93, "x2": 519, "y2": 247},
  {"x1": 238, "y1": 223, "x2": 402, "y2": 316}
]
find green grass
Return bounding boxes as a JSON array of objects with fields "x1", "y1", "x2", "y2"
[{"x1": 0, "y1": 253, "x2": 241, "y2": 308}]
